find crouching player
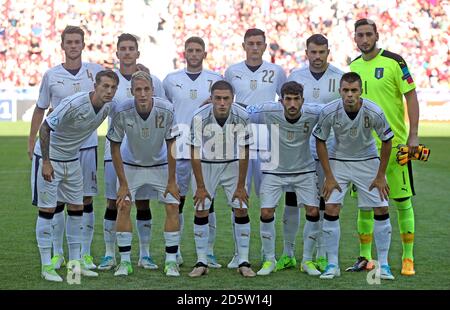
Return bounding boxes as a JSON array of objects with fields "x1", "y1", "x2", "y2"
[
  {"x1": 32, "y1": 70, "x2": 119, "y2": 281},
  {"x1": 107, "y1": 71, "x2": 181, "y2": 277},
  {"x1": 313, "y1": 72, "x2": 395, "y2": 280}
]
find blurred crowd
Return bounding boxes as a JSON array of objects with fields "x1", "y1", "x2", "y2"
[{"x1": 1, "y1": 0, "x2": 448, "y2": 88}]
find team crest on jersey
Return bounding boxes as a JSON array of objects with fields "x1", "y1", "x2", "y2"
[
  {"x1": 141, "y1": 127, "x2": 150, "y2": 139},
  {"x1": 287, "y1": 131, "x2": 295, "y2": 141},
  {"x1": 374, "y1": 68, "x2": 384, "y2": 79},
  {"x1": 349, "y1": 127, "x2": 357, "y2": 137},
  {"x1": 190, "y1": 89, "x2": 197, "y2": 99},
  {"x1": 250, "y1": 80, "x2": 257, "y2": 90},
  {"x1": 313, "y1": 88, "x2": 320, "y2": 99}
]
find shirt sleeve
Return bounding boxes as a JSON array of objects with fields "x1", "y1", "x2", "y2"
[
  {"x1": 276, "y1": 66, "x2": 287, "y2": 97},
  {"x1": 45, "y1": 98, "x2": 73, "y2": 131},
  {"x1": 106, "y1": 110, "x2": 125, "y2": 143},
  {"x1": 394, "y1": 56, "x2": 416, "y2": 95},
  {"x1": 312, "y1": 109, "x2": 331, "y2": 141},
  {"x1": 165, "y1": 108, "x2": 178, "y2": 140},
  {"x1": 152, "y1": 75, "x2": 168, "y2": 100},
  {"x1": 189, "y1": 113, "x2": 203, "y2": 147},
  {"x1": 36, "y1": 71, "x2": 51, "y2": 109},
  {"x1": 162, "y1": 75, "x2": 173, "y2": 102},
  {"x1": 374, "y1": 111, "x2": 394, "y2": 142}
]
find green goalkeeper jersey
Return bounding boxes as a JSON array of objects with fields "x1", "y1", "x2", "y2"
[{"x1": 350, "y1": 49, "x2": 416, "y2": 147}]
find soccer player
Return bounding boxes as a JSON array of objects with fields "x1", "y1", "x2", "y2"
[
  {"x1": 32, "y1": 70, "x2": 119, "y2": 281},
  {"x1": 348, "y1": 19, "x2": 420, "y2": 276},
  {"x1": 163, "y1": 36, "x2": 223, "y2": 268},
  {"x1": 99, "y1": 33, "x2": 166, "y2": 271},
  {"x1": 107, "y1": 71, "x2": 181, "y2": 277},
  {"x1": 279, "y1": 34, "x2": 343, "y2": 272},
  {"x1": 224, "y1": 28, "x2": 286, "y2": 268},
  {"x1": 313, "y1": 72, "x2": 395, "y2": 280},
  {"x1": 188, "y1": 81, "x2": 254, "y2": 277},
  {"x1": 247, "y1": 81, "x2": 322, "y2": 276},
  {"x1": 28, "y1": 26, "x2": 104, "y2": 270}
]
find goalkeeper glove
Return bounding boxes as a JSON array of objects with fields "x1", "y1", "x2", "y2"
[{"x1": 396, "y1": 144, "x2": 430, "y2": 166}]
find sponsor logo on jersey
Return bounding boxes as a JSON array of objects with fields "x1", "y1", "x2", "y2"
[{"x1": 375, "y1": 68, "x2": 384, "y2": 79}]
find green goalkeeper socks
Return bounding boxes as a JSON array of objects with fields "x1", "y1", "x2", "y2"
[
  {"x1": 393, "y1": 198, "x2": 415, "y2": 260},
  {"x1": 357, "y1": 209, "x2": 374, "y2": 260}
]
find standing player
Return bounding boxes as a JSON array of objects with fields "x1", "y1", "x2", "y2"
[
  {"x1": 32, "y1": 70, "x2": 119, "y2": 281},
  {"x1": 247, "y1": 81, "x2": 322, "y2": 276},
  {"x1": 224, "y1": 28, "x2": 286, "y2": 268},
  {"x1": 348, "y1": 19, "x2": 420, "y2": 276},
  {"x1": 99, "y1": 33, "x2": 166, "y2": 271},
  {"x1": 27, "y1": 26, "x2": 104, "y2": 270},
  {"x1": 163, "y1": 37, "x2": 223, "y2": 268},
  {"x1": 313, "y1": 72, "x2": 394, "y2": 280},
  {"x1": 279, "y1": 34, "x2": 343, "y2": 272},
  {"x1": 107, "y1": 71, "x2": 181, "y2": 277},
  {"x1": 188, "y1": 81, "x2": 255, "y2": 277}
]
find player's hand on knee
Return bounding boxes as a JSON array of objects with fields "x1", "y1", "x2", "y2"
[
  {"x1": 369, "y1": 176, "x2": 390, "y2": 201},
  {"x1": 194, "y1": 187, "x2": 211, "y2": 211},
  {"x1": 232, "y1": 186, "x2": 249, "y2": 208},
  {"x1": 41, "y1": 160, "x2": 54, "y2": 182},
  {"x1": 322, "y1": 177, "x2": 341, "y2": 202},
  {"x1": 116, "y1": 185, "x2": 131, "y2": 205},
  {"x1": 164, "y1": 181, "x2": 180, "y2": 202}
]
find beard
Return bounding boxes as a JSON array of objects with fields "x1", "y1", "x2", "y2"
[{"x1": 359, "y1": 42, "x2": 377, "y2": 54}]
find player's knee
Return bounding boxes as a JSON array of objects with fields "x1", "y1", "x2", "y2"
[
  {"x1": 373, "y1": 206, "x2": 389, "y2": 216},
  {"x1": 285, "y1": 191, "x2": 298, "y2": 207},
  {"x1": 305, "y1": 205, "x2": 319, "y2": 217},
  {"x1": 324, "y1": 204, "x2": 340, "y2": 216},
  {"x1": 195, "y1": 209, "x2": 209, "y2": 218},
  {"x1": 260, "y1": 208, "x2": 275, "y2": 220},
  {"x1": 39, "y1": 207, "x2": 55, "y2": 215},
  {"x1": 392, "y1": 197, "x2": 412, "y2": 210},
  {"x1": 67, "y1": 204, "x2": 83, "y2": 212},
  {"x1": 166, "y1": 203, "x2": 180, "y2": 219},
  {"x1": 83, "y1": 196, "x2": 93, "y2": 205},
  {"x1": 55, "y1": 203, "x2": 65, "y2": 214},
  {"x1": 135, "y1": 199, "x2": 150, "y2": 211},
  {"x1": 117, "y1": 200, "x2": 132, "y2": 214},
  {"x1": 234, "y1": 208, "x2": 248, "y2": 218},
  {"x1": 107, "y1": 199, "x2": 117, "y2": 209}
]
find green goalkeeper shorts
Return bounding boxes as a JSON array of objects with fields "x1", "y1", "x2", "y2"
[{"x1": 386, "y1": 150, "x2": 415, "y2": 199}]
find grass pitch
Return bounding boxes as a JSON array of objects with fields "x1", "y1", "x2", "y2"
[{"x1": 0, "y1": 121, "x2": 449, "y2": 290}]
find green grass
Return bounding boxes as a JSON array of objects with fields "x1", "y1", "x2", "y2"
[{"x1": 0, "y1": 121, "x2": 449, "y2": 290}]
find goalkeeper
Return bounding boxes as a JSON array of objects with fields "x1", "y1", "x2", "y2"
[{"x1": 348, "y1": 18, "x2": 421, "y2": 276}]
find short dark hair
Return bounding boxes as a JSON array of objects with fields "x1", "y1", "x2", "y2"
[
  {"x1": 306, "y1": 34, "x2": 328, "y2": 48},
  {"x1": 244, "y1": 28, "x2": 265, "y2": 42},
  {"x1": 117, "y1": 33, "x2": 139, "y2": 50},
  {"x1": 211, "y1": 80, "x2": 234, "y2": 96},
  {"x1": 281, "y1": 81, "x2": 304, "y2": 98},
  {"x1": 95, "y1": 70, "x2": 119, "y2": 86},
  {"x1": 185, "y1": 36, "x2": 205, "y2": 50},
  {"x1": 340, "y1": 72, "x2": 362, "y2": 88},
  {"x1": 354, "y1": 18, "x2": 377, "y2": 33},
  {"x1": 61, "y1": 25, "x2": 84, "y2": 43}
]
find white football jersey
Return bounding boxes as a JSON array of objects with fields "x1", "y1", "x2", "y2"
[
  {"x1": 288, "y1": 64, "x2": 344, "y2": 159},
  {"x1": 288, "y1": 64, "x2": 343, "y2": 104},
  {"x1": 36, "y1": 62, "x2": 104, "y2": 149},
  {"x1": 248, "y1": 102, "x2": 320, "y2": 174},
  {"x1": 163, "y1": 69, "x2": 223, "y2": 159},
  {"x1": 313, "y1": 98, "x2": 394, "y2": 161},
  {"x1": 190, "y1": 103, "x2": 252, "y2": 162},
  {"x1": 224, "y1": 61, "x2": 286, "y2": 107},
  {"x1": 103, "y1": 70, "x2": 167, "y2": 161},
  {"x1": 34, "y1": 92, "x2": 113, "y2": 161},
  {"x1": 107, "y1": 97, "x2": 177, "y2": 167}
]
